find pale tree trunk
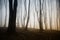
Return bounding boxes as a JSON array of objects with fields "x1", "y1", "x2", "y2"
[
  {"x1": 4, "y1": 0, "x2": 7, "y2": 27},
  {"x1": 44, "y1": 0, "x2": 47, "y2": 30},
  {"x1": 58, "y1": 0, "x2": 60, "y2": 30}
]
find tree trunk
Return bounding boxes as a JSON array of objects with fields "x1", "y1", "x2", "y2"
[
  {"x1": 39, "y1": 0, "x2": 43, "y2": 31},
  {"x1": 7, "y1": 0, "x2": 17, "y2": 32},
  {"x1": 25, "y1": 0, "x2": 30, "y2": 30},
  {"x1": 4, "y1": 0, "x2": 7, "y2": 27}
]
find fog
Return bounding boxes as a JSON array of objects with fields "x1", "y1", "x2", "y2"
[{"x1": 0, "y1": 0, "x2": 60, "y2": 30}]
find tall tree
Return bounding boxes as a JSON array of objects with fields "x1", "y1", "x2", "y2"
[
  {"x1": 50, "y1": 1, "x2": 52, "y2": 30},
  {"x1": 44, "y1": 0, "x2": 47, "y2": 30},
  {"x1": 7, "y1": 0, "x2": 17, "y2": 32},
  {"x1": 4, "y1": 0, "x2": 7, "y2": 27},
  {"x1": 25, "y1": 0, "x2": 30, "y2": 30},
  {"x1": 39, "y1": 0, "x2": 43, "y2": 31},
  {"x1": 0, "y1": 0, "x2": 2, "y2": 27},
  {"x1": 23, "y1": 0, "x2": 27, "y2": 27},
  {"x1": 58, "y1": 0, "x2": 60, "y2": 30}
]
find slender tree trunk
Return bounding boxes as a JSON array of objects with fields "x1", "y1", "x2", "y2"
[
  {"x1": 58, "y1": 0, "x2": 60, "y2": 30},
  {"x1": 50, "y1": 1, "x2": 52, "y2": 30},
  {"x1": 39, "y1": 0, "x2": 43, "y2": 31},
  {"x1": 24, "y1": 0, "x2": 27, "y2": 27},
  {"x1": 4, "y1": 0, "x2": 7, "y2": 27},
  {"x1": 25, "y1": 0, "x2": 30, "y2": 30}
]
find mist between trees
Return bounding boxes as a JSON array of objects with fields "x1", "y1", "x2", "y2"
[{"x1": 0, "y1": 0, "x2": 60, "y2": 32}]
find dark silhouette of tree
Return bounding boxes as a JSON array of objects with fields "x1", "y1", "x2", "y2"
[
  {"x1": 39, "y1": 0, "x2": 43, "y2": 31},
  {"x1": 7, "y1": 0, "x2": 17, "y2": 32},
  {"x1": 59, "y1": 0, "x2": 60, "y2": 7}
]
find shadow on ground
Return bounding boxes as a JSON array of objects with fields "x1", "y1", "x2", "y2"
[{"x1": 0, "y1": 27, "x2": 60, "y2": 40}]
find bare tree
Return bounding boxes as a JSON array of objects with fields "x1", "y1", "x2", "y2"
[
  {"x1": 7, "y1": 0, "x2": 17, "y2": 32},
  {"x1": 4, "y1": 0, "x2": 7, "y2": 27},
  {"x1": 56, "y1": 0, "x2": 60, "y2": 30},
  {"x1": 22, "y1": 0, "x2": 27, "y2": 27},
  {"x1": 59, "y1": 0, "x2": 60, "y2": 30},
  {"x1": 25, "y1": 0, "x2": 30, "y2": 30},
  {"x1": 57, "y1": 0, "x2": 60, "y2": 30},
  {"x1": 39, "y1": 0, "x2": 43, "y2": 31},
  {"x1": 36, "y1": 0, "x2": 43, "y2": 31},
  {"x1": 35, "y1": 0, "x2": 39, "y2": 29},
  {"x1": 50, "y1": 1, "x2": 52, "y2": 30},
  {"x1": 0, "y1": 0, "x2": 2, "y2": 27},
  {"x1": 44, "y1": 0, "x2": 47, "y2": 30}
]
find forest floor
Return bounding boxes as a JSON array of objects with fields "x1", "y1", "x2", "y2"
[{"x1": 0, "y1": 27, "x2": 60, "y2": 40}]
